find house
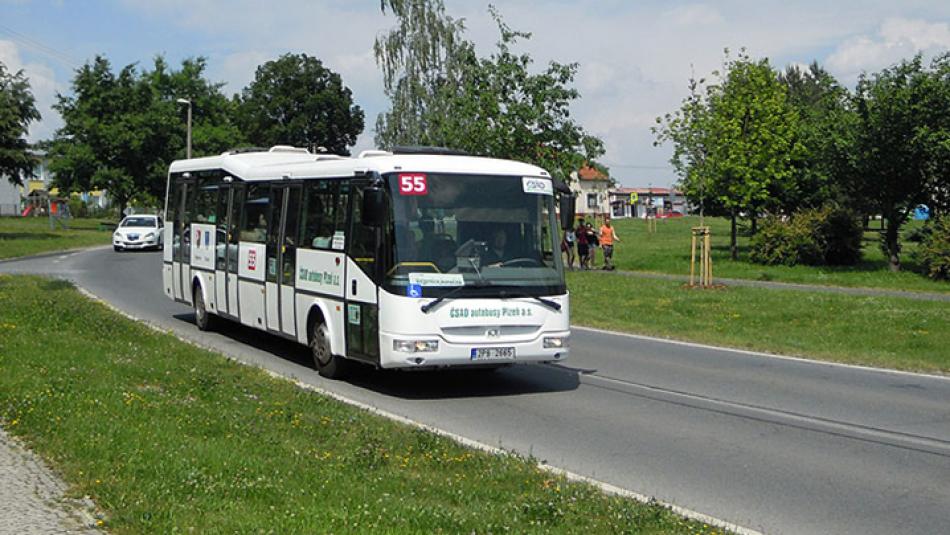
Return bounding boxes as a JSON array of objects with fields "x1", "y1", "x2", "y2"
[
  {"x1": 0, "y1": 149, "x2": 52, "y2": 216},
  {"x1": 570, "y1": 165, "x2": 611, "y2": 218},
  {"x1": 0, "y1": 149, "x2": 110, "y2": 216},
  {"x1": 0, "y1": 178, "x2": 22, "y2": 216},
  {"x1": 608, "y1": 187, "x2": 689, "y2": 219}
]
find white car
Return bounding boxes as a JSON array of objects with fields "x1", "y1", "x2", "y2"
[{"x1": 113, "y1": 215, "x2": 164, "y2": 251}]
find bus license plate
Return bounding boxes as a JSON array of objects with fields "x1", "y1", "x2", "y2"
[{"x1": 471, "y1": 347, "x2": 515, "y2": 360}]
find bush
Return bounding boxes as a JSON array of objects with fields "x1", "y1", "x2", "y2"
[
  {"x1": 914, "y1": 218, "x2": 950, "y2": 281},
  {"x1": 750, "y1": 207, "x2": 863, "y2": 266},
  {"x1": 820, "y1": 208, "x2": 864, "y2": 265}
]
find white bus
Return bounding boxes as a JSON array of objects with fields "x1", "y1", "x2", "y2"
[{"x1": 163, "y1": 146, "x2": 576, "y2": 378}]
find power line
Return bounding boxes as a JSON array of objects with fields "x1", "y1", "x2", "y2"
[
  {"x1": 601, "y1": 160, "x2": 673, "y2": 171},
  {"x1": 0, "y1": 24, "x2": 81, "y2": 69}
]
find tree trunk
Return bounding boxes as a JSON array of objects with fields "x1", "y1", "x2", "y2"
[
  {"x1": 884, "y1": 216, "x2": 901, "y2": 272},
  {"x1": 730, "y1": 210, "x2": 738, "y2": 261},
  {"x1": 751, "y1": 212, "x2": 758, "y2": 235}
]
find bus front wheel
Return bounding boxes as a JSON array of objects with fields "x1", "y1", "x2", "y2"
[{"x1": 311, "y1": 322, "x2": 348, "y2": 379}]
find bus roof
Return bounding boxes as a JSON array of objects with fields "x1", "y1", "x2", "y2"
[{"x1": 168, "y1": 148, "x2": 551, "y2": 181}]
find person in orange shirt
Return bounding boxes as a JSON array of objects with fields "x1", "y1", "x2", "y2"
[{"x1": 599, "y1": 218, "x2": 620, "y2": 270}]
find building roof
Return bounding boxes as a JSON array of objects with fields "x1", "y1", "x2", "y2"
[{"x1": 577, "y1": 165, "x2": 608, "y2": 181}]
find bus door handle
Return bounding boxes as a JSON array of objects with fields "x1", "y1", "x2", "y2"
[{"x1": 351, "y1": 280, "x2": 357, "y2": 295}]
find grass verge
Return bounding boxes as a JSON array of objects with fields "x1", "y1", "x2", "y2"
[
  {"x1": 0, "y1": 274, "x2": 718, "y2": 534},
  {"x1": 568, "y1": 271, "x2": 950, "y2": 374},
  {"x1": 601, "y1": 216, "x2": 949, "y2": 294},
  {"x1": 0, "y1": 216, "x2": 112, "y2": 260}
]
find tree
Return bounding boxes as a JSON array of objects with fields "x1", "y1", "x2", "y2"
[
  {"x1": 375, "y1": 0, "x2": 467, "y2": 148},
  {"x1": 149, "y1": 57, "x2": 245, "y2": 158},
  {"x1": 847, "y1": 54, "x2": 950, "y2": 271},
  {"x1": 655, "y1": 50, "x2": 802, "y2": 259},
  {"x1": 0, "y1": 61, "x2": 41, "y2": 186},
  {"x1": 777, "y1": 62, "x2": 855, "y2": 214},
  {"x1": 376, "y1": 4, "x2": 604, "y2": 179},
  {"x1": 653, "y1": 69, "x2": 716, "y2": 222},
  {"x1": 50, "y1": 56, "x2": 241, "y2": 215},
  {"x1": 235, "y1": 54, "x2": 364, "y2": 154}
]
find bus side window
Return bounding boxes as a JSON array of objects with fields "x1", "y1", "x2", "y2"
[
  {"x1": 301, "y1": 181, "x2": 330, "y2": 249},
  {"x1": 348, "y1": 186, "x2": 380, "y2": 281},
  {"x1": 241, "y1": 184, "x2": 269, "y2": 243},
  {"x1": 194, "y1": 176, "x2": 218, "y2": 224},
  {"x1": 300, "y1": 180, "x2": 348, "y2": 250}
]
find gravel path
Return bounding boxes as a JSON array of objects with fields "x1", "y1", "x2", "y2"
[
  {"x1": 0, "y1": 427, "x2": 100, "y2": 534},
  {"x1": 593, "y1": 268, "x2": 950, "y2": 302}
]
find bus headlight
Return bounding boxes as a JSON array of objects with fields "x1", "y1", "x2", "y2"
[
  {"x1": 393, "y1": 340, "x2": 439, "y2": 353},
  {"x1": 543, "y1": 336, "x2": 569, "y2": 349}
]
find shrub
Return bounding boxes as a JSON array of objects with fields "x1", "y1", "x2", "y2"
[
  {"x1": 750, "y1": 207, "x2": 863, "y2": 266},
  {"x1": 820, "y1": 208, "x2": 864, "y2": 265},
  {"x1": 914, "y1": 218, "x2": 950, "y2": 281}
]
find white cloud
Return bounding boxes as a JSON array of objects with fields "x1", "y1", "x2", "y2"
[
  {"x1": 0, "y1": 40, "x2": 64, "y2": 142},
  {"x1": 662, "y1": 4, "x2": 724, "y2": 27},
  {"x1": 827, "y1": 18, "x2": 950, "y2": 81}
]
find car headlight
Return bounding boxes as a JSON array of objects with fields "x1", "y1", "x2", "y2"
[
  {"x1": 543, "y1": 336, "x2": 569, "y2": 349},
  {"x1": 393, "y1": 340, "x2": 439, "y2": 353},
  {"x1": 144, "y1": 233, "x2": 155, "y2": 239},
  {"x1": 113, "y1": 232, "x2": 120, "y2": 239}
]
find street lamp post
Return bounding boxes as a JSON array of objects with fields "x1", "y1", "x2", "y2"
[
  {"x1": 165, "y1": 98, "x2": 192, "y2": 219},
  {"x1": 176, "y1": 98, "x2": 192, "y2": 159}
]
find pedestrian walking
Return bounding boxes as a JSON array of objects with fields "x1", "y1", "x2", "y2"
[
  {"x1": 599, "y1": 218, "x2": 620, "y2": 270},
  {"x1": 561, "y1": 225, "x2": 576, "y2": 270},
  {"x1": 585, "y1": 222, "x2": 599, "y2": 268},
  {"x1": 575, "y1": 218, "x2": 590, "y2": 269}
]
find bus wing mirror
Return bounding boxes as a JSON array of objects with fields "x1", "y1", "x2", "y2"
[
  {"x1": 361, "y1": 186, "x2": 387, "y2": 227},
  {"x1": 559, "y1": 194, "x2": 576, "y2": 230}
]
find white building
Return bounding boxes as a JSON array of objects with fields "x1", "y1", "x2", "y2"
[
  {"x1": 570, "y1": 165, "x2": 611, "y2": 218},
  {"x1": 608, "y1": 187, "x2": 689, "y2": 219}
]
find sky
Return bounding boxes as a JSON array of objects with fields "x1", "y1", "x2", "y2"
[{"x1": 2, "y1": 1, "x2": 949, "y2": 188}]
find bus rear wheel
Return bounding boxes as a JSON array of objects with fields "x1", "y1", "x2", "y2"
[
  {"x1": 310, "y1": 322, "x2": 348, "y2": 379},
  {"x1": 193, "y1": 286, "x2": 214, "y2": 331}
]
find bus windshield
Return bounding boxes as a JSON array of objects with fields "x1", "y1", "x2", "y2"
[{"x1": 385, "y1": 173, "x2": 565, "y2": 297}]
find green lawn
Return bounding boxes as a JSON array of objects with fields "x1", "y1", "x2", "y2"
[
  {"x1": 0, "y1": 216, "x2": 113, "y2": 259},
  {"x1": 598, "y1": 216, "x2": 950, "y2": 294},
  {"x1": 568, "y1": 271, "x2": 950, "y2": 374},
  {"x1": 0, "y1": 275, "x2": 716, "y2": 534}
]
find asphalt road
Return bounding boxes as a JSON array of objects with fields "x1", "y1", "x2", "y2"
[{"x1": 3, "y1": 247, "x2": 950, "y2": 535}]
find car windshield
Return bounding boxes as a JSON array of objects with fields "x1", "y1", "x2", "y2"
[
  {"x1": 122, "y1": 217, "x2": 156, "y2": 228},
  {"x1": 385, "y1": 172, "x2": 564, "y2": 297}
]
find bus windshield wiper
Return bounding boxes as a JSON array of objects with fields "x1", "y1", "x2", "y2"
[
  {"x1": 420, "y1": 279, "x2": 492, "y2": 314},
  {"x1": 496, "y1": 289, "x2": 561, "y2": 312}
]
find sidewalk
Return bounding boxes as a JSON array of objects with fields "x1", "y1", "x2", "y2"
[
  {"x1": 0, "y1": 427, "x2": 100, "y2": 534},
  {"x1": 589, "y1": 268, "x2": 950, "y2": 303}
]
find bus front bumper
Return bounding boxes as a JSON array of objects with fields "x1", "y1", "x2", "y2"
[{"x1": 378, "y1": 331, "x2": 570, "y2": 369}]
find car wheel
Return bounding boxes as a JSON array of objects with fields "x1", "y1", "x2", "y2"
[
  {"x1": 113, "y1": 245, "x2": 121, "y2": 252},
  {"x1": 310, "y1": 321, "x2": 348, "y2": 379},
  {"x1": 193, "y1": 285, "x2": 214, "y2": 331}
]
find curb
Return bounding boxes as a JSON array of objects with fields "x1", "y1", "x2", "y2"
[{"x1": 72, "y1": 284, "x2": 763, "y2": 535}]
